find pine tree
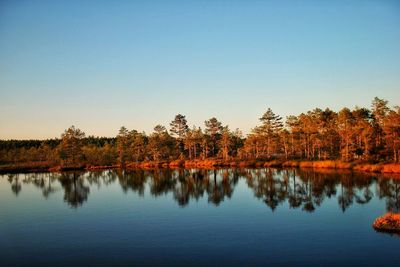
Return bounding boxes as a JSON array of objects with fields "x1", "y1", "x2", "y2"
[
  {"x1": 116, "y1": 126, "x2": 130, "y2": 167},
  {"x1": 59, "y1": 126, "x2": 85, "y2": 166},
  {"x1": 170, "y1": 114, "x2": 189, "y2": 157},
  {"x1": 259, "y1": 108, "x2": 283, "y2": 158},
  {"x1": 205, "y1": 117, "x2": 223, "y2": 156}
]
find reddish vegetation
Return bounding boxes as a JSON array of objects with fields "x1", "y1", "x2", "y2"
[
  {"x1": 382, "y1": 164, "x2": 400, "y2": 173},
  {"x1": 1, "y1": 159, "x2": 400, "y2": 174},
  {"x1": 122, "y1": 160, "x2": 399, "y2": 174},
  {"x1": 298, "y1": 161, "x2": 314, "y2": 168},
  {"x1": 373, "y1": 213, "x2": 400, "y2": 233},
  {"x1": 353, "y1": 164, "x2": 382, "y2": 173}
]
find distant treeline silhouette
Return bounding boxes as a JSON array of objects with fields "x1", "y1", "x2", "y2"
[{"x1": 0, "y1": 97, "x2": 399, "y2": 170}]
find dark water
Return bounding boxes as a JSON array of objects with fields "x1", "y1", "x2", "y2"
[{"x1": 1, "y1": 168, "x2": 399, "y2": 267}]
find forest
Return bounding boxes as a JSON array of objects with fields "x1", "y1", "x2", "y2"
[{"x1": 0, "y1": 97, "x2": 399, "y2": 172}]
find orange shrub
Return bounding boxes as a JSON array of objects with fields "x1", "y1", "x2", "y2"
[
  {"x1": 169, "y1": 160, "x2": 184, "y2": 167},
  {"x1": 239, "y1": 161, "x2": 256, "y2": 167},
  {"x1": 299, "y1": 161, "x2": 314, "y2": 168},
  {"x1": 282, "y1": 161, "x2": 299, "y2": 167},
  {"x1": 312, "y1": 160, "x2": 336, "y2": 169},
  {"x1": 264, "y1": 160, "x2": 283, "y2": 167},
  {"x1": 353, "y1": 164, "x2": 382, "y2": 173},
  {"x1": 373, "y1": 213, "x2": 400, "y2": 232},
  {"x1": 382, "y1": 164, "x2": 400, "y2": 173},
  {"x1": 335, "y1": 161, "x2": 353, "y2": 169}
]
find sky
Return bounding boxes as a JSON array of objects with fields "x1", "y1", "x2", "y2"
[{"x1": 0, "y1": 0, "x2": 399, "y2": 139}]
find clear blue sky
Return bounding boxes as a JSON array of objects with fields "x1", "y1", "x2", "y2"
[{"x1": 1, "y1": 0, "x2": 399, "y2": 139}]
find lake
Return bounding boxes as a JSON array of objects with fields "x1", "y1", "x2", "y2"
[{"x1": 1, "y1": 168, "x2": 399, "y2": 267}]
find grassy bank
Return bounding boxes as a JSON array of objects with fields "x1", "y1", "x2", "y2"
[{"x1": 1, "y1": 159, "x2": 400, "y2": 174}]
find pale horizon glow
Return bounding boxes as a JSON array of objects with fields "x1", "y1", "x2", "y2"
[{"x1": 0, "y1": 1, "x2": 399, "y2": 139}]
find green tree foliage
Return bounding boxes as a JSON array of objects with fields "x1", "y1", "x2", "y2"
[
  {"x1": 205, "y1": 117, "x2": 223, "y2": 157},
  {"x1": 170, "y1": 114, "x2": 189, "y2": 139},
  {"x1": 59, "y1": 126, "x2": 85, "y2": 166},
  {"x1": 147, "y1": 125, "x2": 176, "y2": 161},
  {"x1": 130, "y1": 131, "x2": 147, "y2": 162},
  {"x1": 83, "y1": 143, "x2": 117, "y2": 166},
  {"x1": 337, "y1": 108, "x2": 355, "y2": 161},
  {"x1": 117, "y1": 126, "x2": 130, "y2": 167},
  {"x1": 184, "y1": 126, "x2": 203, "y2": 160},
  {"x1": 170, "y1": 114, "x2": 189, "y2": 157},
  {"x1": 259, "y1": 108, "x2": 283, "y2": 158},
  {"x1": 383, "y1": 107, "x2": 400, "y2": 162}
]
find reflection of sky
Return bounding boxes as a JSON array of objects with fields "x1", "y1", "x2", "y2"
[{"x1": 1, "y1": 1, "x2": 399, "y2": 139}]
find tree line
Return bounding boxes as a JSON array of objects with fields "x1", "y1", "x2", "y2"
[{"x1": 0, "y1": 97, "x2": 399, "y2": 168}]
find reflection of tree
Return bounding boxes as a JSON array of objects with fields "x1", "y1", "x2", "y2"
[
  {"x1": 3, "y1": 168, "x2": 400, "y2": 211},
  {"x1": 302, "y1": 179, "x2": 315, "y2": 213},
  {"x1": 335, "y1": 172, "x2": 376, "y2": 212},
  {"x1": 296, "y1": 171, "x2": 330, "y2": 212},
  {"x1": 117, "y1": 170, "x2": 147, "y2": 196},
  {"x1": 59, "y1": 172, "x2": 90, "y2": 208},
  {"x1": 42, "y1": 174, "x2": 57, "y2": 198},
  {"x1": 337, "y1": 183, "x2": 353, "y2": 212},
  {"x1": 206, "y1": 169, "x2": 238, "y2": 206},
  {"x1": 245, "y1": 168, "x2": 378, "y2": 213},
  {"x1": 287, "y1": 170, "x2": 302, "y2": 209},
  {"x1": 388, "y1": 180, "x2": 400, "y2": 213},
  {"x1": 85, "y1": 170, "x2": 117, "y2": 188},
  {"x1": 247, "y1": 169, "x2": 287, "y2": 211},
  {"x1": 8, "y1": 174, "x2": 22, "y2": 196},
  {"x1": 149, "y1": 169, "x2": 177, "y2": 196},
  {"x1": 174, "y1": 170, "x2": 206, "y2": 206},
  {"x1": 377, "y1": 178, "x2": 400, "y2": 213},
  {"x1": 23, "y1": 173, "x2": 58, "y2": 198},
  {"x1": 355, "y1": 187, "x2": 373, "y2": 204}
]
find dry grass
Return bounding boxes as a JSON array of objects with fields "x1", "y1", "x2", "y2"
[
  {"x1": 299, "y1": 161, "x2": 314, "y2": 168},
  {"x1": 382, "y1": 164, "x2": 400, "y2": 173},
  {"x1": 312, "y1": 160, "x2": 336, "y2": 169},
  {"x1": 3, "y1": 158, "x2": 400, "y2": 175},
  {"x1": 169, "y1": 160, "x2": 185, "y2": 167},
  {"x1": 373, "y1": 213, "x2": 400, "y2": 233},
  {"x1": 353, "y1": 164, "x2": 383, "y2": 173},
  {"x1": 282, "y1": 160, "x2": 300, "y2": 167},
  {"x1": 264, "y1": 160, "x2": 284, "y2": 167},
  {"x1": 335, "y1": 161, "x2": 354, "y2": 169},
  {"x1": 238, "y1": 160, "x2": 257, "y2": 167}
]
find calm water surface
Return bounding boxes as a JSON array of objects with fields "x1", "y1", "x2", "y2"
[{"x1": 1, "y1": 168, "x2": 399, "y2": 267}]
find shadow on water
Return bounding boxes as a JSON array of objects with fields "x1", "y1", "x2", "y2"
[{"x1": 4, "y1": 168, "x2": 400, "y2": 212}]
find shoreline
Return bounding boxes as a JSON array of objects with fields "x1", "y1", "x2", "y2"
[{"x1": 1, "y1": 159, "x2": 400, "y2": 175}]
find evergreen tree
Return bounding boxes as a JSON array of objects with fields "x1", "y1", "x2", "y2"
[
  {"x1": 59, "y1": 126, "x2": 85, "y2": 166},
  {"x1": 116, "y1": 126, "x2": 130, "y2": 167},
  {"x1": 205, "y1": 117, "x2": 223, "y2": 156},
  {"x1": 170, "y1": 114, "x2": 189, "y2": 157},
  {"x1": 259, "y1": 108, "x2": 283, "y2": 158}
]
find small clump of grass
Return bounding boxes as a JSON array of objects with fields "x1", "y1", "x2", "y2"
[{"x1": 373, "y1": 213, "x2": 400, "y2": 234}]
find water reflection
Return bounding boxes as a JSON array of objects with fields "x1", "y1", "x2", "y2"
[
  {"x1": 4, "y1": 168, "x2": 400, "y2": 212},
  {"x1": 8, "y1": 174, "x2": 22, "y2": 196},
  {"x1": 59, "y1": 173, "x2": 90, "y2": 208}
]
